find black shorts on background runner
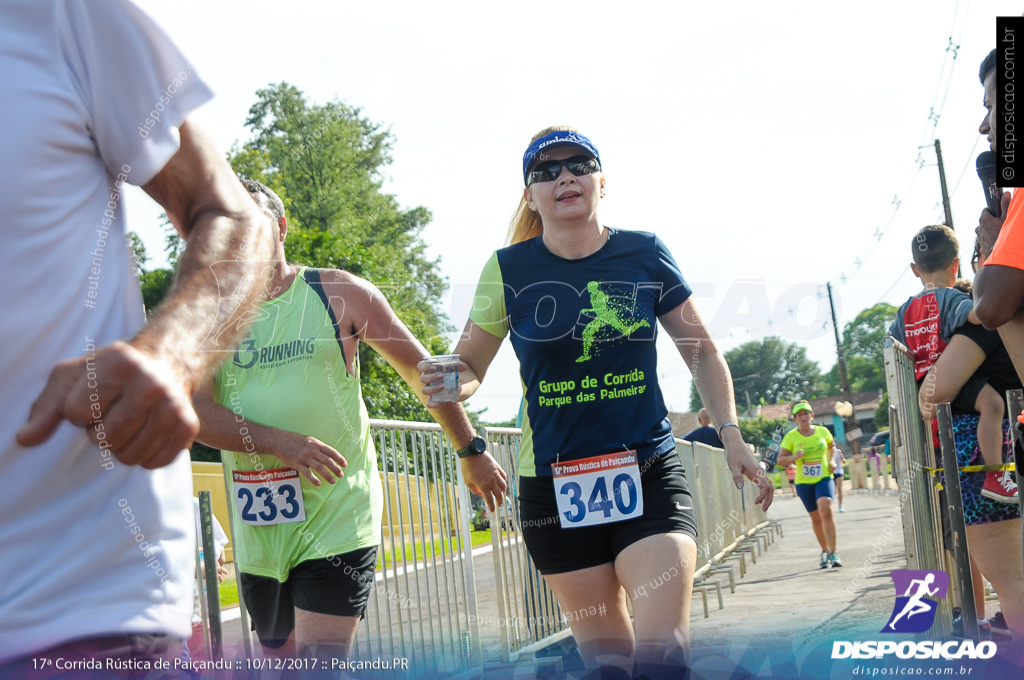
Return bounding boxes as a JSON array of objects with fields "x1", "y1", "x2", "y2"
[
  {"x1": 239, "y1": 546, "x2": 377, "y2": 648},
  {"x1": 518, "y1": 451, "x2": 698, "y2": 574}
]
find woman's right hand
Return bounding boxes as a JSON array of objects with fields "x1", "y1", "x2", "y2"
[
  {"x1": 417, "y1": 359, "x2": 469, "y2": 407},
  {"x1": 795, "y1": 449, "x2": 805, "y2": 459}
]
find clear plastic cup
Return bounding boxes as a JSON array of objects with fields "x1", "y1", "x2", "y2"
[{"x1": 423, "y1": 354, "x2": 461, "y2": 402}]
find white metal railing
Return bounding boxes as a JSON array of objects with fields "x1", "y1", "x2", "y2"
[
  {"x1": 361, "y1": 420, "x2": 477, "y2": 670},
  {"x1": 883, "y1": 337, "x2": 955, "y2": 640}
]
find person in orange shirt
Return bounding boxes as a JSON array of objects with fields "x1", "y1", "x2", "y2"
[{"x1": 975, "y1": 48, "x2": 1024, "y2": 378}]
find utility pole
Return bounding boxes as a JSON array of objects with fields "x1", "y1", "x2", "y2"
[
  {"x1": 935, "y1": 139, "x2": 954, "y2": 231},
  {"x1": 827, "y1": 282, "x2": 862, "y2": 458}
]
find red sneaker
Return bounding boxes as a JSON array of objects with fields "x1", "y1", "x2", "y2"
[{"x1": 981, "y1": 469, "x2": 1019, "y2": 504}]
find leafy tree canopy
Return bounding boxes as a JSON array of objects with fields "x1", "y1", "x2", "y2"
[
  {"x1": 875, "y1": 391, "x2": 890, "y2": 429},
  {"x1": 128, "y1": 231, "x2": 147, "y2": 275},
  {"x1": 738, "y1": 416, "x2": 790, "y2": 454},
  {"x1": 822, "y1": 303, "x2": 896, "y2": 396},
  {"x1": 143, "y1": 83, "x2": 455, "y2": 426},
  {"x1": 689, "y1": 336, "x2": 826, "y2": 412},
  {"x1": 231, "y1": 83, "x2": 452, "y2": 423}
]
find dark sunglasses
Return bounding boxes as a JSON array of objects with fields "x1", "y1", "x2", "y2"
[{"x1": 526, "y1": 155, "x2": 601, "y2": 186}]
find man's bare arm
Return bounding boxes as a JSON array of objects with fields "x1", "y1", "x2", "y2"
[
  {"x1": 997, "y1": 310, "x2": 1024, "y2": 386},
  {"x1": 17, "y1": 121, "x2": 275, "y2": 469},
  {"x1": 974, "y1": 192, "x2": 1024, "y2": 329},
  {"x1": 192, "y1": 385, "x2": 347, "y2": 487},
  {"x1": 139, "y1": 120, "x2": 277, "y2": 378},
  {"x1": 975, "y1": 264, "x2": 1024, "y2": 329},
  {"x1": 328, "y1": 272, "x2": 508, "y2": 511}
]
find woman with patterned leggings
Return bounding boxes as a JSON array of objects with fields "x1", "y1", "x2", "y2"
[{"x1": 921, "y1": 316, "x2": 1024, "y2": 638}]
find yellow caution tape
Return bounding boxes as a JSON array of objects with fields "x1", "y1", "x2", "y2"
[
  {"x1": 923, "y1": 463, "x2": 1016, "y2": 475},
  {"x1": 924, "y1": 463, "x2": 1016, "y2": 491}
]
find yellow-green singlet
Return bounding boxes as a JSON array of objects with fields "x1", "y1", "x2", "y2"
[
  {"x1": 780, "y1": 425, "x2": 834, "y2": 485},
  {"x1": 215, "y1": 267, "x2": 383, "y2": 581}
]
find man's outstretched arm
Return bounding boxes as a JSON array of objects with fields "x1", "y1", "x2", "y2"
[
  {"x1": 328, "y1": 272, "x2": 508, "y2": 512},
  {"x1": 17, "y1": 121, "x2": 275, "y2": 469}
]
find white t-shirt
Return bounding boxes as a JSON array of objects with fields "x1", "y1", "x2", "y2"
[
  {"x1": 0, "y1": 0, "x2": 213, "y2": 662},
  {"x1": 193, "y1": 498, "x2": 230, "y2": 563}
]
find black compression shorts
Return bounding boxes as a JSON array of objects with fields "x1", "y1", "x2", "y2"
[
  {"x1": 239, "y1": 546, "x2": 377, "y2": 649},
  {"x1": 518, "y1": 451, "x2": 698, "y2": 575}
]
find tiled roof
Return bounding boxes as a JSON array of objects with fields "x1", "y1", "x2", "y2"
[{"x1": 756, "y1": 391, "x2": 883, "y2": 421}]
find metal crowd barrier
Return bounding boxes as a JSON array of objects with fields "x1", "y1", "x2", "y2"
[
  {"x1": 213, "y1": 420, "x2": 480, "y2": 670},
  {"x1": 882, "y1": 337, "x2": 956, "y2": 640},
  {"x1": 360, "y1": 420, "x2": 479, "y2": 671},
  {"x1": 201, "y1": 420, "x2": 778, "y2": 669},
  {"x1": 683, "y1": 441, "x2": 777, "y2": 611},
  {"x1": 481, "y1": 427, "x2": 569, "y2": 666}
]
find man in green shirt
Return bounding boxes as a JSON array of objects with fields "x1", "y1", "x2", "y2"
[{"x1": 194, "y1": 179, "x2": 506, "y2": 658}]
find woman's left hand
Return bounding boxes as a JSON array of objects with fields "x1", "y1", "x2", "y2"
[{"x1": 722, "y1": 429, "x2": 774, "y2": 510}]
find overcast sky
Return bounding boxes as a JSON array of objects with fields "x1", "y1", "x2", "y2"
[{"x1": 128, "y1": 1, "x2": 1016, "y2": 421}]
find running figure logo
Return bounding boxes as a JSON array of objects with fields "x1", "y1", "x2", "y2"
[
  {"x1": 576, "y1": 281, "x2": 650, "y2": 363},
  {"x1": 882, "y1": 570, "x2": 949, "y2": 634}
]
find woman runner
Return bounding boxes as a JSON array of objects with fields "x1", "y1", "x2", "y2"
[{"x1": 420, "y1": 127, "x2": 771, "y2": 672}]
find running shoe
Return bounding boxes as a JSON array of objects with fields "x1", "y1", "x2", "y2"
[
  {"x1": 820, "y1": 550, "x2": 831, "y2": 569},
  {"x1": 839, "y1": 507, "x2": 846, "y2": 513},
  {"x1": 829, "y1": 552, "x2": 843, "y2": 568},
  {"x1": 981, "y1": 469, "x2": 1019, "y2": 503},
  {"x1": 990, "y1": 611, "x2": 1013, "y2": 639}
]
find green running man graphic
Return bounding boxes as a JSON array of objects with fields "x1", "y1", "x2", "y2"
[{"x1": 577, "y1": 281, "x2": 650, "y2": 363}]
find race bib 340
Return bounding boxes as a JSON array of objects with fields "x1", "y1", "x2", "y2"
[{"x1": 552, "y1": 451, "x2": 644, "y2": 529}]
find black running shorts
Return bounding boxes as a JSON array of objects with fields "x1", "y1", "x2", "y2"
[
  {"x1": 239, "y1": 546, "x2": 377, "y2": 649},
  {"x1": 518, "y1": 451, "x2": 698, "y2": 575}
]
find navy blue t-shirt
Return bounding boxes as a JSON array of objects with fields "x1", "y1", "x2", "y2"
[
  {"x1": 470, "y1": 228, "x2": 691, "y2": 476},
  {"x1": 683, "y1": 425, "x2": 724, "y2": 448}
]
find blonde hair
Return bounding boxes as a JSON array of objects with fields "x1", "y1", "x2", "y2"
[{"x1": 506, "y1": 125, "x2": 581, "y2": 246}]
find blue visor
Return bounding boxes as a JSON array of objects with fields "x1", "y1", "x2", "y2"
[{"x1": 522, "y1": 131, "x2": 601, "y2": 185}]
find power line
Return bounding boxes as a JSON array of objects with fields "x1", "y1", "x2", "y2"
[
  {"x1": 948, "y1": 134, "x2": 983, "y2": 200},
  {"x1": 873, "y1": 266, "x2": 913, "y2": 306},
  {"x1": 832, "y1": 1, "x2": 970, "y2": 291}
]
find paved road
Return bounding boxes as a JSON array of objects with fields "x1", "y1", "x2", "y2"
[{"x1": 688, "y1": 488, "x2": 907, "y2": 654}]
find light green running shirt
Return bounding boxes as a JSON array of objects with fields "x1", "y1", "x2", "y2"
[{"x1": 215, "y1": 267, "x2": 382, "y2": 581}]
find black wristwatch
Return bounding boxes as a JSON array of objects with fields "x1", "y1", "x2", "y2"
[{"x1": 455, "y1": 436, "x2": 487, "y2": 459}]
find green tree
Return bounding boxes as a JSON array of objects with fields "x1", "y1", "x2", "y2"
[
  {"x1": 690, "y1": 337, "x2": 826, "y2": 411},
  {"x1": 823, "y1": 303, "x2": 896, "y2": 395},
  {"x1": 483, "y1": 416, "x2": 519, "y2": 429},
  {"x1": 140, "y1": 269, "x2": 175, "y2": 316},
  {"x1": 128, "y1": 231, "x2": 147, "y2": 275},
  {"x1": 229, "y1": 83, "x2": 452, "y2": 423},
  {"x1": 874, "y1": 391, "x2": 890, "y2": 429},
  {"x1": 738, "y1": 416, "x2": 789, "y2": 453},
  {"x1": 129, "y1": 230, "x2": 175, "y2": 317},
  {"x1": 139, "y1": 84, "x2": 464, "y2": 428}
]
